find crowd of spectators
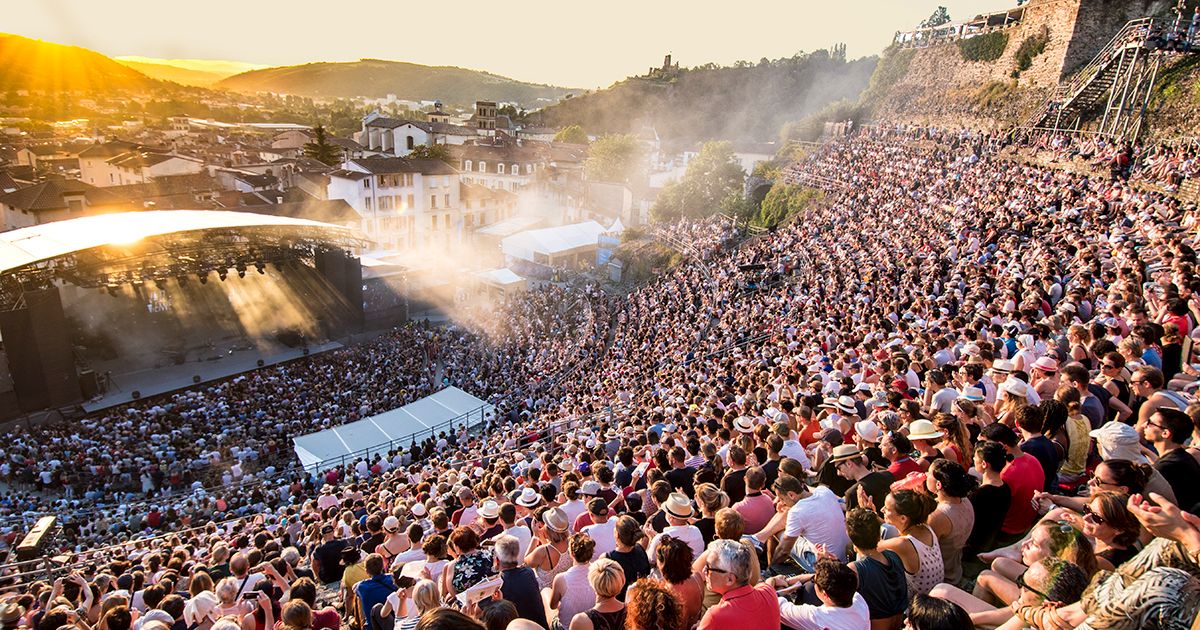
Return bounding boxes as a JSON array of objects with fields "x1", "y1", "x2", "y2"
[{"x1": 4, "y1": 123, "x2": 1200, "y2": 630}]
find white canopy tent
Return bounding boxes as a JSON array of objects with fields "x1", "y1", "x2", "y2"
[
  {"x1": 500, "y1": 221, "x2": 606, "y2": 265},
  {"x1": 292, "y1": 386, "x2": 493, "y2": 468}
]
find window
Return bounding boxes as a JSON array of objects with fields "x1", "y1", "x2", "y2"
[
  {"x1": 430, "y1": 195, "x2": 437, "y2": 209},
  {"x1": 478, "y1": 161, "x2": 486, "y2": 173},
  {"x1": 364, "y1": 197, "x2": 372, "y2": 211},
  {"x1": 526, "y1": 164, "x2": 533, "y2": 174},
  {"x1": 407, "y1": 136, "x2": 414, "y2": 150},
  {"x1": 431, "y1": 215, "x2": 438, "y2": 230},
  {"x1": 379, "y1": 196, "x2": 391, "y2": 210},
  {"x1": 464, "y1": 160, "x2": 472, "y2": 172},
  {"x1": 511, "y1": 163, "x2": 519, "y2": 175},
  {"x1": 407, "y1": 194, "x2": 414, "y2": 209},
  {"x1": 363, "y1": 178, "x2": 370, "y2": 189},
  {"x1": 444, "y1": 193, "x2": 450, "y2": 207},
  {"x1": 498, "y1": 163, "x2": 506, "y2": 175},
  {"x1": 443, "y1": 176, "x2": 449, "y2": 187},
  {"x1": 430, "y1": 176, "x2": 438, "y2": 189}
]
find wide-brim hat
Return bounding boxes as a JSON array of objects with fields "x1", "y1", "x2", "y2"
[
  {"x1": 516, "y1": 487, "x2": 541, "y2": 508},
  {"x1": 990, "y1": 359, "x2": 1014, "y2": 374},
  {"x1": 1000, "y1": 378, "x2": 1027, "y2": 398},
  {"x1": 1032, "y1": 357, "x2": 1059, "y2": 373},
  {"x1": 906, "y1": 419, "x2": 944, "y2": 441},
  {"x1": 478, "y1": 500, "x2": 500, "y2": 520},
  {"x1": 854, "y1": 419, "x2": 881, "y2": 443},
  {"x1": 829, "y1": 444, "x2": 863, "y2": 462},
  {"x1": 959, "y1": 386, "x2": 985, "y2": 402},
  {"x1": 836, "y1": 396, "x2": 857, "y2": 414},
  {"x1": 733, "y1": 416, "x2": 755, "y2": 433},
  {"x1": 541, "y1": 507, "x2": 569, "y2": 532},
  {"x1": 662, "y1": 493, "x2": 694, "y2": 519}
]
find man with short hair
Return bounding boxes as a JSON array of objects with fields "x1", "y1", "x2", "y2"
[
  {"x1": 352, "y1": 553, "x2": 394, "y2": 627},
  {"x1": 452, "y1": 488, "x2": 478, "y2": 527},
  {"x1": 697, "y1": 539, "x2": 781, "y2": 630},
  {"x1": 1144, "y1": 408, "x2": 1200, "y2": 512},
  {"x1": 1133, "y1": 366, "x2": 1189, "y2": 428},
  {"x1": 499, "y1": 502, "x2": 532, "y2": 559},
  {"x1": 880, "y1": 433, "x2": 921, "y2": 480},
  {"x1": 757, "y1": 475, "x2": 850, "y2": 566},
  {"x1": 1015, "y1": 406, "x2": 1059, "y2": 492},
  {"x1": 721, "y1": 446, "x2": 750, "y2": 504},
  {"x1": 493, "y1": 534, "x2": 548, "y2": 628},
  {"x1": 1060, "y1": 364, "x2": 1105, "y2": 429},
  {"x1": 923, "y1": 369, "x2": 958, "y2": 415},
  {"x1": 769, "y1": 557, "x2": 870, "y2": 629},
  {"x1": 666, "y1": 446, "x2": 697, "y2": 499},
  {"x1": 733, "y1": 466, "x2": 775, "y2": 535},
  {"x1": 311, "y1": 524, "x2": 348, "y2": 586}
]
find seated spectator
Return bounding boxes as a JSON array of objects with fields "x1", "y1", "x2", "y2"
[
  {"x1": 625, "y1": 578, "x2": 685, "y2": 630},
  {"x1": 565, "y1": 559, "x2": 625, "y2": 630},
  {"x1": 843, "y1": 508, "x2": 906, "y2": 627},
  {"x1": 549, "y1": 534, "x2": 596, "y2": 629},
  {"x1": 697, "y1": 539, "x2": 779, "y2": 630},
  {"x1": 769, "y1": 558, "x2": 870, "y2": 630}
]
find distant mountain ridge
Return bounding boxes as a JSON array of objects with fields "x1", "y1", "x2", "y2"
[
  {"x1": 217, "y1": 58, "x2": 576, "y2": 106},
  {"x1": 0, "y1": 33, "x2": 158, "y2": 93},
  {"x1": 114, "y1": 59, "x2": 228, "y2": 87}
]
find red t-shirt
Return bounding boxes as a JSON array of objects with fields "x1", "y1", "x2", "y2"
[
  {"x1": 798, "y1": 422, "x2": 822, "y2": 447},
  {"x1": 888, "y1": 457, "x2": 923, "y2": 480},
  {"x1": 1000, "y1": 454, "x2": 1044, "y2": 535}
]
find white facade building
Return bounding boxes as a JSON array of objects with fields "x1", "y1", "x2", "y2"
[{"x1": 327, "y1": 157, "x2": 464, "y2": 250}]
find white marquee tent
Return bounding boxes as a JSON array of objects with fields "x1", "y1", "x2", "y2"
[{"x1": 292, "y1": 386, "x2": 493, "y2": 468}]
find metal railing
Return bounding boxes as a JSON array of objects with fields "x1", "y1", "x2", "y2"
[{"x1": 300, "y1": 402, "x2": 493, "y2": 473}]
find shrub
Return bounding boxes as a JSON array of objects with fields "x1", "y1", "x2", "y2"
[
  {"x1": 1014, "y1": 27, "x2": 1051, "y2": 74},
  {"x1": 957, "y1": 32, "x2": 1009, "y2": 62}
]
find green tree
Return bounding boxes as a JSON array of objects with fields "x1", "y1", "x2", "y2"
[
  {"x1": 407, "y1": 144, "x2": 454, "y2": 164},
  {"x1": 753, "y1": 183, "x2": 823, "y2": 228},
  {"x1": 303, "y1": 125, "x2": 343, "y2": 166},
  {"x1": 584, "y1": 134, "x2": 644, "y2": 185},
  {"x1": 921, "y1": 6, "x2": 951, "y2": 27},
  {"x1": 553, "y1": 125, "x2": 588, "y2": 144},
  {"x1": 650, "y1": 141, "x2": 745, "y2": 222}
]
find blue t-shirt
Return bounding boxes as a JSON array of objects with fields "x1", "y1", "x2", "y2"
[{"x1": 1020, "y1": 436, "x2": 1061, "y2": 492}]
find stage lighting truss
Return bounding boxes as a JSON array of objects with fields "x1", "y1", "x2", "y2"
[{"x1": 0, "y1": 225, "x2": 366, "y2": 311}]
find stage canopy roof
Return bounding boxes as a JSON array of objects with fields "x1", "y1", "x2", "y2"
[
  {"x1": 0, "y1": 210, "x2": 357, "y2": 274},
  {"x1": 501, "y1": 220, "x2": 605, "y2": 262},
  {"x1": 292, "y1": 386, "x2": 494, "y2": 469},
  {"x1": 0, "y1": 210, "x2": 364, "y2": 306}
]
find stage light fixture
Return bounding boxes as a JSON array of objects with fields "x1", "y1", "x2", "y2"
[
  {"x1": 255, "y1": 262, "x2": 266, "y2": 274},
  {"x1": 237, "y1": 269, "x2": 246, "y2": 278},
  {"x1": 199, "y1": 272, "x2": 209, "y2": 285},
  {"x1": 177, "y1": 275, "x2": 188, "y2": 286},
  {"x1": 218, "y1": 269, "x2": 228, "y2": 281}
]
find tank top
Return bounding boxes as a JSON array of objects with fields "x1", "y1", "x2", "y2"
[
  {"x1": 583, "y1": 608, "x2": 626, "y2": 630},
  {"x1": 933, "y1": 501, "x2": 973, "y2": 585},
  {"x1": 534, "y1": 542, "x2": 571, "y2": 589},
  {"x1": 852, "y1": 550, "x2": 907, "y2": 618},
  {"x1": 903, "y1": 528, "x2": 943, "y2": 597},
  {"x1": 1061, "y1": 414, "x2": 1090, "y2": 476},
  {"x1": 554, "y1": 564, "x2": 597, "y2": 627}
]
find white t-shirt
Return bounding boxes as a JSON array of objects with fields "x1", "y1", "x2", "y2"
[
  {"x1": 647, "y1": 525, "x2": 705, "y2": 560},
  {"x1": 779, "y1": 440, "x2": 811, "y2": 469},
  {"x1": 580, "y1": 520, "x2": 617, "y2": 558},
  {"x1": 560, "y1": 499, "x2": 587, "y2": 532},
  {"x1": 784, "y1": 486, "x2": 850, "y2": 560},
  {"x1": 502, "y1": 524, "x2": 533, "y2": 560},
  {"x1": 778, "y1": 592, "x2": 870, "y2": 630}
]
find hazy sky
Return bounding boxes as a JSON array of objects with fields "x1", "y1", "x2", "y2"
[{"x1": 13, "y1": 0, "x2": 1016, "y2": 87}]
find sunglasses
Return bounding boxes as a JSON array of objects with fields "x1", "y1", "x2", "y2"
[
  {"x1": 1017, "y1": 572, "x2": 1051, "y2": 600},
  {"x1": 702, "y1": 563, "x2": 730, "y2": 576},
  {"x1": 1082, "y1": 505, "x2": 1106, "y2": 525},
  {"x1": 1101, "y1": 364, "x2": 1118, "y2": 369}
]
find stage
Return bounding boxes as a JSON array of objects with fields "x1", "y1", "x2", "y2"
[{"x1": 81, "y1": 339, "x2": 343, "y2": 412}]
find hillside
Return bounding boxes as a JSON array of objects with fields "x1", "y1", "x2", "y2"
[
  {"x1": 537, "y1": 50, "x2": 877, "y2": 143},
  {"x1": 114, "y1": 59, "x2": 229, "y2": 87},
  {"x1": 218, "y1": 59, "x2": 574, "y2": 107},
  {"x1": 0, "y1": 33, "x2": 159, "y2": 93}
]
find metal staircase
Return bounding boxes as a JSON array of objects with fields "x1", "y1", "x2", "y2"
[{"x1": 1024, "y1": 17, "x2": 1194, "y2": 140}]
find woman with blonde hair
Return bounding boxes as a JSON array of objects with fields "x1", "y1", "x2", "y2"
[
  {"x1": 932, "y1": 413, "x2": 970, "y2": 468},
  {"x1": 395, "y1": 580, "x2": 440, "y2": 630},
  {"x1": 277, "y1": 601, "x2": 312, "y2": 630},
  {"x1": 567, "y1": 559, "x2": 625, "y2": 630},
  {"x1": 692, "y1": 483, "x2": 728, "y2": 546}
]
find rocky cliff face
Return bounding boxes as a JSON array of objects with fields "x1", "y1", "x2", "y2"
[{"x1": 868, "y1": 0, "x2": 1176, "y2": 130}]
